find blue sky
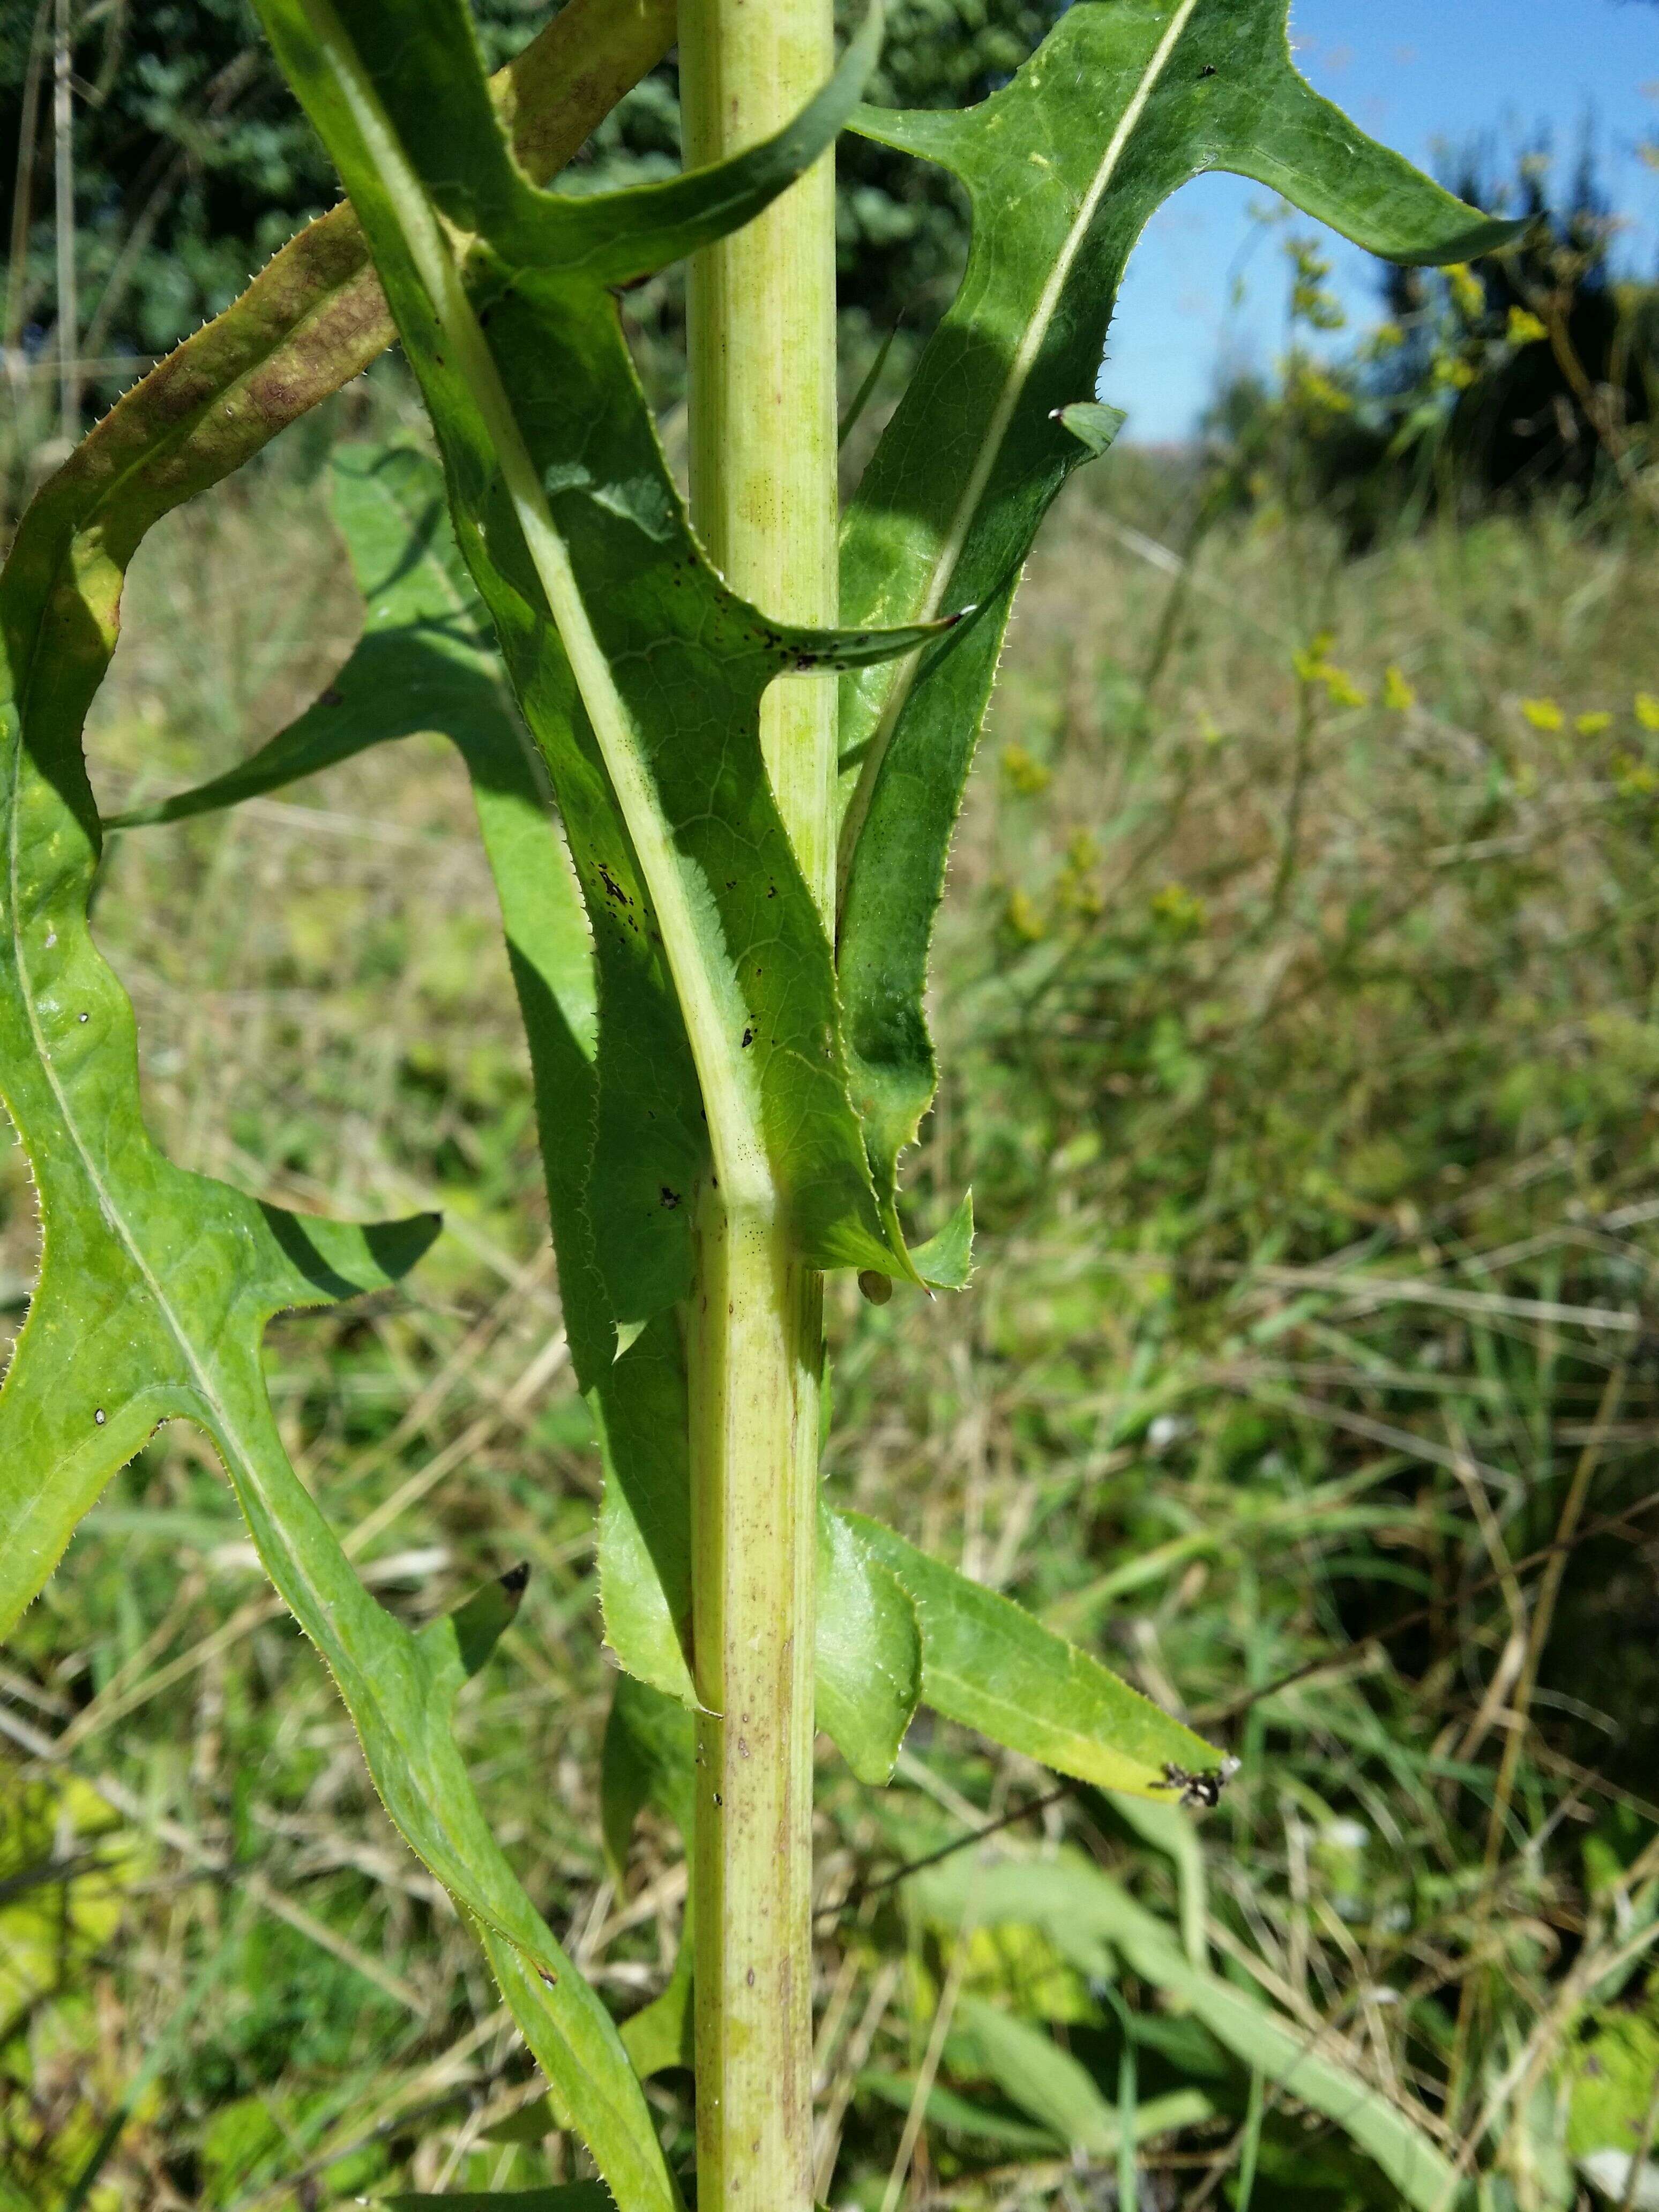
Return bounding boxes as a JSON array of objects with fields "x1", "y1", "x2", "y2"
[{"x1": 1107, "y1": 0, "x2": 1659, "y2": 442}]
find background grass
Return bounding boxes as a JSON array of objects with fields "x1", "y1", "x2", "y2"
[{"x1": 3, "y1": 355, "x2": 1659, "y2": 2207}]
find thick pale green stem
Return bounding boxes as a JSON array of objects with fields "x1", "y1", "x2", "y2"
[{"x1": 681, "y1": 5, "x2": 838, "y2": 2210}]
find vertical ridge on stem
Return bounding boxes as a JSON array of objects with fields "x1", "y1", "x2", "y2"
[{"x1": 681, "y1": 3, "x2": 837, "y2": 2209}]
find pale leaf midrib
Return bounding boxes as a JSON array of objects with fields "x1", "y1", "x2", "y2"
[
  {"x1": 3, "y1": 722, "x2": 260, "y2": 1478},
  {"x1": 838, "y1": 0, "x2": 1204, "y2": 882},
  {"x1": 307, "y1": 0, "x2": 774, "y2": 1212}
]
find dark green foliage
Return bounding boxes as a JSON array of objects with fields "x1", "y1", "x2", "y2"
[
  {"x1": 1424, "y1": 150, "x2": 1654, "y2": 497},
  {"x1": 834, "y1": 0, "x2": 1068, "y2": 332},
  {"x1": 1202, "y1": 144, "x2": 1656, "y2": 544},
  {"x1": 0, "y1": 0, "x2": 1063, "y2": 410}
]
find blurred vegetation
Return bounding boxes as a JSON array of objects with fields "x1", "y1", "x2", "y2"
[{"x1": 1202, "y1": 144, "x2": 1657, "y2": 549}]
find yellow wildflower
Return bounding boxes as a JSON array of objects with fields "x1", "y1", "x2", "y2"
[
  {"x1": 1382, "y1": 666, "x2": 1417, "y2": 713},
  {"x1": 1613, "y1": 750, "x2": 1659, "y2": 798},
  {"x1": 1290, "y1": 364, "x2": 1353, "y2": 415},
  {"x1": 1635, "y1": 693, "x2": 1659, "y2": 732},
  {"x1": 1004, "y1": 887, "x2": 1047, "y2": 941},
  {"x1": 1321, "y1": 667, "x2": 1370, "y2": 710},
  {"x1": 1575, "y1": 711, "x2": 1612, "y2": 737},
  {"x1": 1520, "y1": 698, "x2": 1564, "y2": 732},
  {"x1": 1000, "y1": 742, "x2": 1051, "y2": 796},
  {"x1": 1506, "y1": 305, "x2": 1549, "y2": 347},
  {"x1": 1056, "y1": 870, "x2": 1104, "y2": 922},
  {"x1": 1293, "y1": 637, "x2": 1367, "y2": 708},
  {"x1": 1150, "y1": 881, "x2": 1209, "y2": 936},
  {"x1": 1444, "y1": 262, "x2": 1485, "y2": 319}
]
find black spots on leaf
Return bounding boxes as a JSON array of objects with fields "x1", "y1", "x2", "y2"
[
  {"x1": 741, "y1": 1027, "x2": 754, "y2": 1049},
  {"x1": 766, "y1": 883, "x2": 776, "y2": 899},
  {"x1": 660, "y1": 1186, "x2": 681, "y2": 1210},
  {"x1": 1199, "y1": 63, "x2": 1217, "y2": 79},
  {"x1": 597, "y1": 863, "x2": 632, "y2": 908},
  {"x1": 320, "y1": 686, "x2": 344, "y2": 707},
  {"x1": 499, "y1": 1560, "x2": 530, "y2": 1598}
]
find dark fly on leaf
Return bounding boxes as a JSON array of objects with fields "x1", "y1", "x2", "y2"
[{"x1": 1152, "y1": 1756, "x2": 1240, "y2": 1810}]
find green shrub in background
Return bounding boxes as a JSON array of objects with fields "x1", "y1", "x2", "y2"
[{"x1": 1202, "y1": 143, "x2": 1656, "y2": 547}]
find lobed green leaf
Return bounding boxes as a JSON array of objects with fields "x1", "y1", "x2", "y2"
[
  {"x1": 253, "y1": 0, "x2": 955, "y2": 1332},
  {"x1": 115, "y1": 445, "x2": 930, "y2": 1787},
  {"x1": 0, "y1": 13, "x2": 694, "y2": 2205}
]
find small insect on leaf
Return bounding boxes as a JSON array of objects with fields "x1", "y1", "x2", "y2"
[{"x1": 1152, "y1": 1757, "x2": 1242, "y2": 1810}]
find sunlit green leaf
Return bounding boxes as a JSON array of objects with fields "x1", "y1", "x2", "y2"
[
  {"x1": 0, "y1": 24, "x2": 692, "y2": 2199},
  {"x1": 816, "y1": 1509, "x2": 922, "y2": 1784},
  {"x1": 114, "y1": 446, "x2": 926, "y2": 1786},
  {"x1": 844, "y1": 1514, "x2": 1221, "y2": 1797}
]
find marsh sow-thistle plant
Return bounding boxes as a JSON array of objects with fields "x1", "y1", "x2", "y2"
[{"x1": 0, "y1": 0, "x2": 1513, "y2": 2202}]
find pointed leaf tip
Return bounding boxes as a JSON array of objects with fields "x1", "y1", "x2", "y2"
[
  {"x1": 911, "y1": 1191, "x2": 974, "y2": 1292},
  {"x1": 1053, "y1": 401, "x2": 1127, "y2": 458},
  {"x1": 432, "y1": 1563, "x2": 530, "y2": 1683}
]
